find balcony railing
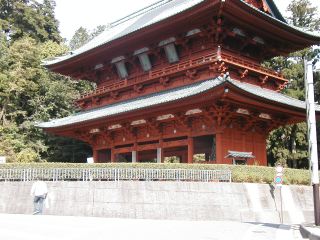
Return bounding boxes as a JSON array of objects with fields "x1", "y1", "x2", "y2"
[
  {"x1": 0, "y1": 168, "x2": 232, "y2": 182},
  {"x1": 78, "y1": 48, "x2": 287, "y2": 101},
  {"x1": 220, "y1": 52, "x2": 286, "y2": 81},
  {"x1": 79, "y1": 52, "x2": 218, "y2": 101}
]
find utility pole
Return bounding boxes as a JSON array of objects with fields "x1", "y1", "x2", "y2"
[{"x1": 304, "y1": 58, "x2": 320, "y2": 226}]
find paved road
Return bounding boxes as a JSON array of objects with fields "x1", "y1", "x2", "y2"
[{"x1": 0, "y1": 214, "x2": 303, "y2": 240}]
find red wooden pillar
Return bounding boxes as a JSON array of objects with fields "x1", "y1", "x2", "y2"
[
  {"x1": 93, "y1": 149, "x2": 98, "y2": 163},
  {"x1": 216, "y1": 132, "x2": 223, "y2": 164},
  {"x1": 187, "y1": 136, "x2": 194, "y2": 164}
]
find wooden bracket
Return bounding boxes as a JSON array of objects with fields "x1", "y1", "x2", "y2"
[
  {"x1": 133, "y1": 84, "x2": 144, "y2": 93},
  {"x1": 186, "y1": 69, "x2": 197, "y2": 80},
  {"x1": 110, "y1": 91, "x2": 119, "y2": 99},
  {"x1": 175, "y1": 112, "x2": 191, "y2": 129},
  {"x1": 92, "y1": 96, "x2": 101, "y2": 105},
  {"x1": 259, "y1": 75, "x2": 269, "y2": 86},
  {"x1": 218, "y1": 62, "x2": 227, "y2": 74},
  {"x1": 239, "y1": 69, "x2": 249, "y2": 79},
  {"x1": 159, "y1": 76, "x2": 170, "y2": 86}
]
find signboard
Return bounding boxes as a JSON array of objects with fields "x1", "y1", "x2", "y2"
[
  {"x1": 87, "y1": 157, "x2": 94, "y2": 164},
  {"x1": 274, "y1": 175, "x2": 283, "y2": 185},
  {"x1": 274, "y1": 164, "x2": 284, "y2": 187},
  {"x1": 276, "y1": 165, "x2": 284, "y2": 174},
  {"x1": 0, "y1": 156, "x2": 6, "y2": 164}
]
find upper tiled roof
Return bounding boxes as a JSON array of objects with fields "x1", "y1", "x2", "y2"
[
  {"x1": 44, "y1": 0, "x2": 205, "y2": 66},
  {"x1": 263, "y1": 0, "x2": 286, "y2": 22},
  {"x1": 240, "y1": 0, "x2": 320, "y2": 37},
  {"x1": 43, "y1": 0, "x2": 319, "y2": 67},
  {"x1": 37, "y1": 77, "x2": 319, "y2": 129}
]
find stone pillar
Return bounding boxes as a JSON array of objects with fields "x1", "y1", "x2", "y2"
[
  {"x1": 159, "y1": 139, "x2": 164, "y2": 163},
  {"x1": 157, "y1": 148, "x2": 162, "y2": 163},
  {"x1": 132, "y1": 151, "x2": 137, "y2": 163},
  {"x1": 133, "y1": 142, "x2": 138, "y2": 163},
  {"x1": 187, "y1": 136, "x2": 194, "y2": 164}
]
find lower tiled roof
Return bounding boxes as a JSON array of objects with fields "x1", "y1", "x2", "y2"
[
  {"x1": 37, "y1": 77, "x2": 224, "y2": 128},
  {"x1": 37, "y1": 77, "x2": 317, "y2": 129},
  {"x1": 230, "y1": 79, "x2": 309, "y2": 110}
]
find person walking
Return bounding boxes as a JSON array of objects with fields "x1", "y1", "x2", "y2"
[{"x1": 30, "y1": 179, "x2": 48, "y2": 215}]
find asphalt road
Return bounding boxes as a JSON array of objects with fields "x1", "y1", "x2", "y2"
[{"x1": 0, "y1": 214, "x2": 303, "y2": 240}]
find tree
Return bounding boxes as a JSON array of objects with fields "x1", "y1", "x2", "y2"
[
  {"x1": 40, "y1": 0, "x2": 61, "y2": 43},
  {"x1": 69, "y1": 27, "x2": 90, "y2": 50},
  {"x1": 287, "y1": 0, "x2": 320, "y2": 32},
  {"x1": 0, "y1": 0, "x2": 61, "y2": 43},
  {"x1": 0, "y1": 37, "x2": 93, "y2": 162},
  {"x1": 266, "y1": 0, "x2": 320, "y2": 168},
  {"x1": 0, "y1": 0, "x2": 93, "y2": 162},
  {"x1": 69, "y1": 25, "x2": 107, "y2": 50},
  {"x1": 91, "y1": 25, "x2": 107, "y2": 39}
]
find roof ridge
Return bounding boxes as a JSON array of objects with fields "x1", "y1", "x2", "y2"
[
  {"x1": 264, "y1": 0, "x2": 286, "y2": 23},
  {"x1": 110, "y1": 0, "x2": 174, "y2": 28},
  {"x1": 240, "y1": 0, "x2": 320, "y2": 38}
]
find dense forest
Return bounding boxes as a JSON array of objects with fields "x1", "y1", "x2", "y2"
[{"x1": 0, "y1": 0, "x2": 319, "y2": 167}]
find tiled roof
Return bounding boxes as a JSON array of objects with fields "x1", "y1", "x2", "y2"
[
  {"x1": 229, "y1": 79, "x2": 318, "y2": 111},
  {"x1": 240, "y1": 0, "x2": 320, "y2": 37},
  {"x1": 43, "y1": 0, "x2": 319, "y2": 67},
  {"x1": 225, "y1": 151, "x2": 255, "y2": 159},
  {"x1": 264, "y1": 0, "x2": 286, "y2": 23},
  {"x1": 37, "y1": 77, "x2": 225, "y2": 128},
  {"x1": 37, "y1": 77, "x2": 319, "y2": 129},
  {"x1": 43, "y1": 0, "x2": 205, "y2": 66}
]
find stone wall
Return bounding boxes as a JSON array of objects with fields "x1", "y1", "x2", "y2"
[{"x1": 0, "y1": 181, "x2": 314, "y2": 224}]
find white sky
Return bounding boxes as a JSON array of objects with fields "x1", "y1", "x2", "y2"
[{"x1": 54, "y1": 0, "x2": 320, "y2": 41}]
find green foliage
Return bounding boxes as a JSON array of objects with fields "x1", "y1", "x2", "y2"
[
  {"x1": 287, "y1": 0, "x2": 320, "y2": 31},
  {"x1": 0, "y1": 0, "x2": 93, "y2": 163},
  {"x1": 69, "y1": 27, "x2": 90, "y2": 51},
  {"x1": 266, "y1": 0, "x2": 320, "y2": 168},
  {"x1": 0, "y1": 37, "x2": 93, "y2": 162},
  {"x1": 0, "y1": 0, "x2": 62, "y2": 43}
]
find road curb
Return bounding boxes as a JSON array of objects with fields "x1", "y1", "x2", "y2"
[{"x1": 300, "y1": 224, "x2": 320, "y2": 240}]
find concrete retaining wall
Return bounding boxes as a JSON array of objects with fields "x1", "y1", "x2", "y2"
[{"x1": 0, "y1": 181, "x2": 314, "y2": 224}]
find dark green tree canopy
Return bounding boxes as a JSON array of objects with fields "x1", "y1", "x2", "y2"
[
  {"x1": 0, "y1": 0, "x2": 61, "y2": 43},
  {"x1": 267, "y1": 0, "x2": 320, "y2": 168}
]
